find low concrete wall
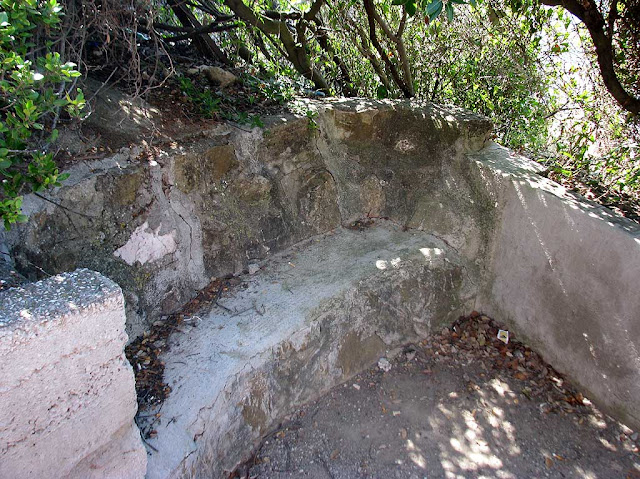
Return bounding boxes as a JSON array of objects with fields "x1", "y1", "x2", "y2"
[
  {"x1": 1, "y1": 100, "x2": 639, "y2": 476},
  {"x1": 0, "y1": 269, "x2": 147, "y2": 479},
  {"x1": 471, "y1": 144, "x2": 640, "y2": 430}
]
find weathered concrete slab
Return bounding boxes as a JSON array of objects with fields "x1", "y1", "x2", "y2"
[
  {"x1": 1, "y1": 99, "x2": 639, "y2": 477},
  {"x1": 144, "y1": 222, "x2": 475, "y2": 478},
  {"x1": 0, "y1": 100, "x2": 492, "y2": 340},
  {"x1": 470, "y1": 143, "x2": 640, "y2": 431},
  {"x1": 0, "y1": 269, "x2": 146, "y2": 479}
]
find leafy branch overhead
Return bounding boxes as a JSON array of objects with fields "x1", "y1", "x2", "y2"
[
  {"x1": 0, "y1": 0, "x2": 637, "y2": 228},
  {"x1": 540, "y1": 0, "x2": 639, "y2": 114},
  {"x1": 0, "y1": 0, "x2": 84, "y2": 229}
]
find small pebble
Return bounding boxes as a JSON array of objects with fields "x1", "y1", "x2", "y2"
[
  {"x1": 248, "y1": 263, "x2": 260, "y2": 275},
  {"x1": 378, "y1": 358, "x2": 392, "y2": 372}
]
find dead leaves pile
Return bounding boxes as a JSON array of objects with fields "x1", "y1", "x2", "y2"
[
  {"x1": 421, "y1": 312, "x2": 590, "y2": 416},
  {"x1": 125, "y1": 277, "x2": 232, "y2": 411}
]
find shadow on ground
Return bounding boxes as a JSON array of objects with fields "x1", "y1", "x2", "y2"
[{"x1": 238, "y1": 315, "x2": 640, "y2": 479}]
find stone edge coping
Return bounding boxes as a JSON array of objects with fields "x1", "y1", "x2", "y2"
[
  {"x1": 277, "y1": 98, "x2": 494, "y2": 137},
  {"x1": 0, "y1": 268, "x2": 121, "y2": 330},
  {"x1": 469, "y1": 142, "x2": 640, "y2": 237},
  {"x1": 291, "y1": 97, "x2": 490, "y2": 121},
  {"x1": 8, "y1": 99, "x2": 494, "y2": 219}
]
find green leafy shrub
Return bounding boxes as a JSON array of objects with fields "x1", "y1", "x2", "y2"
[{"x1": 0, "y1": 0, "x2": 84, "y2": 229}]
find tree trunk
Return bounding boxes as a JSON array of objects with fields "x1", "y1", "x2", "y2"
[
  {"x1": 167, "y1": 0, "x2": 232, "y2": 66},
  {"x1": 541, "y1": 0, "x2": 639, "y2": 114},
  {"x1": 362, "y1": 0, "x2": 413, "y2": 98},
  {"x1": 223, "y1": 0, "x2": 331, "y2": 92}
]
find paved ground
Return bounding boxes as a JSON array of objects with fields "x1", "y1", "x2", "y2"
[{"x1": 239, "y1": 315, "x2": 640, "y2": 479}]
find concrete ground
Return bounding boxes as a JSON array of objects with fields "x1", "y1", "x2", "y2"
[{"x1": 240, "y1": 316, "x2": 640, "y2": 479}]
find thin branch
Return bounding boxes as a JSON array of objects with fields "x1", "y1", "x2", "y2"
[
  {"x1": 304, "y1": 0, "x2": 326, "y2": 20},
  {"x1": 541, "y1": 0, "x2": 639, "y2": 114},
  {"x1": 33, "y1": 193, "x2": 98, "y2": 220},
  {"x1": 362, "y1": 0, "x2": 412, "y2": 97},
  {"x1": 397, "y1": 9, "x2": 407, "y2": 38},
  {"x1": 162, "y1": 23, "x2": 239, "y2": 42}
]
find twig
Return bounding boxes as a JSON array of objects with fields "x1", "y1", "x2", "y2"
[
  {"x1": 230, "y1": 306, "x2": 253, "y2": 317},
  {"x1": 86, "y1": 68, "x2": 119, "y2": 105},
  {"x1": 140, "y1": 435, "x2": 159, "y2": 453},
  {"x1": 33, "y1": 193, "x2": 98, "y2": 220},
  {"x1": 253, "y1": 300, "x2": 265, "y2": 316},
  {"x1": 215, "y1": 301, "x2": 233, "y2": 312}
]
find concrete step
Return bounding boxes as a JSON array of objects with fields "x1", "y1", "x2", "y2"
[{"x1": 144, "y1": 221, "x2": 476, "y2": 478}]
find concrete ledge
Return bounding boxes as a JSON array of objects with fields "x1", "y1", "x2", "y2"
[
  {"x1": 144, "y1": 223, "x2": 476, "y2": 478},
  {"x1": 1, "y1": 101, "x2": 639, "y2": 477},
  {"x1": 470, "y1": 143, "x2": 640, "y2": 430},
  {"x1": 0, "y1": 269, "x2": 147, "y2": 479}
]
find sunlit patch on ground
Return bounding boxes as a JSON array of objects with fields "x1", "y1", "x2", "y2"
[{"x1": 237, "y1": 314, "x2": 640, "y2": 478}]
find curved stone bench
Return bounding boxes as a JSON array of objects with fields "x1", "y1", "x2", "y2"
[
  {"x1": 2, "y1": 99, "x2": 639, "y2": 478},
  {"x1": 145, "y1": 222, "x2": 476, "y2": 478}
]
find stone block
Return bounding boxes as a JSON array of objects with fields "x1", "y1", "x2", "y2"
[{"x1": 0, "y1": 269, "x2": 147, "y2": 479}]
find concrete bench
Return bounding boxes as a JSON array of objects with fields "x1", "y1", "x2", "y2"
[
  {"x1": 144, "y1": 222, "x2": 475, "y2": 478},
  {"x1": 2, "y1": 100, "x2": 639, "y2": 478}
]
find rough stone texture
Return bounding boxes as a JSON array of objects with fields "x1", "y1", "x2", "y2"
[
  {"x1": 470, "y1": 143, "x2": 640, "y2": 432},
  {"x1": 0, "y1": 254, "x2": 26, "y2": 291},
  {"x1": 201, "y1": 66, "x2": 238, "y2": 88},
  {"x1": 1, "y1": 99, "x2": 639, "y2": 477},
  {"x1": 143, "y1": 223, "x2": 476, "y2": 478},
  {"x1": 82, "y1": 78, "x2": 161, "y2": 147},
  {"x1": 0, "y1": 269, "x2": 147, "y2": 479},
  {"x1": 0, "y1": 99, "x2": 492, "y2": 340}
]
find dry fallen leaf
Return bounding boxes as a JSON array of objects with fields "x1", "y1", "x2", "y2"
[
  {"x1": 545, "y1": 456, "x2": 554, "y2": 469},
  {"x1": 330, "y1": 449, "x2": 340, "y2": 460}
]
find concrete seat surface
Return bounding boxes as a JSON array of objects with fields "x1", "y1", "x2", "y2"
[{"x1": 146, "y1": 222, "x2": 474, "y2": 478}]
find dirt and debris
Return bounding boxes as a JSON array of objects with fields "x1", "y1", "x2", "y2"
[
  {"x1": 234, "y1": 313, "x2": 640, "y2": 478},
  {"x1": 542, "y1": 168, "x2": 640, "y2": 225},
  {"x1": 346, "y1": 218, "x2": 376, "y2": 231},
  {"x1": 125, "y1": 275, "x2": 242, "y2": 414}
]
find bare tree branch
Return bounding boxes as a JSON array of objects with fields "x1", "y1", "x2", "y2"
[
  {"x1": 540, "y1": 0, "x2": 639, "y2": 114},
  {"x1": 363, "y1": 0, "x2": 413, "y2": 97}
]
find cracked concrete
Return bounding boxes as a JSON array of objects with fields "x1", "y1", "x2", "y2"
[
  {"x1": 0, "y1": 100, "x2": 639, "y2": 478},
  {"x1": 143, "y1": 222, "x2": 473, "y2": 478}
]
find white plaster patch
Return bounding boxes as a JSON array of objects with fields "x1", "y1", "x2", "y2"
[{"x1": 114, "y1": 221, "x2": 177, "y2": 265}]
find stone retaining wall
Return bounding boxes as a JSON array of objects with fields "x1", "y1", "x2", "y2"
[
  {"x1": 0, "y1": 100, "x2": 493, "y2": 340},
  {"x1": 0, "y1": 269, "x2": 146, "y2": 479},
  {"x1": 0, "y1": 99, "x2": 639, "y2": 477}
]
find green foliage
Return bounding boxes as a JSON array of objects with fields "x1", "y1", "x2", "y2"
[
  {"x1": 410, "y1": 0, "x2": 553, "y2": 150},
  {"x1": 242, "y1": 75, "x2": 295, "y2": 105},
  {"x1": 305, "y1": 110, "x2": 319, "y2": 131},
  {"x1": 178, "y1": 71, "x2": 297, "y2": 128},
  {"x1": 532, "y1": 12, "x2": 640, "y2": 205},
  {"x1": 0, "y1": 0, "x2": 83, "y2": 229},
  {"x1": 179, "y1": 76, "x2": 221, "y2": 117}
]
